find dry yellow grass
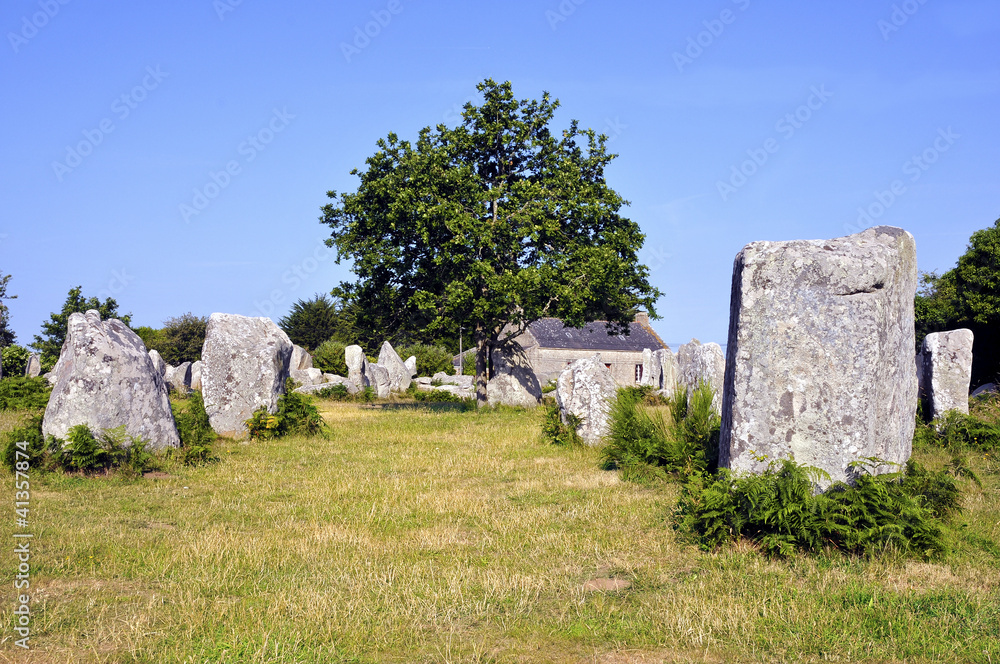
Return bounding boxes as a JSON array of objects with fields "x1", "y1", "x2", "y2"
[{"x1": 0, "y1": 401, "x2": 997, "y2": 663}]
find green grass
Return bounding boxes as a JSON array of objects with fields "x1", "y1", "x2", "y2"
[{"x1": 0, "y1": 402, "x2": 998, "y2": 663}]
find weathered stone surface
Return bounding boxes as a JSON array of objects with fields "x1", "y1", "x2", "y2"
[
  {"x1": 405, "y1": 355, "x2": 417, "y2": 377},
  {"x1": 640, "y1": 348, "x2": 679, "y2": 397},
  {"x1": 720, "y1": 226, "x2": 918, "y2": 488},
  {"x1": 555, "y1": 354, "x2": 618, "y2": 446},
  {"x1": 416, "y1": 376, "x2": 432, "y2": 386},
  {"x1": 678, "y1": 339, "x2": 725, "y2": 412},
  {"x1": 202, "y1": 313, "x2": 292, "y2": 438},
  {"x1": 190, "y1": 360, "x2": 203, "y2": 392},
  {"x1": 488, "y1": 346, "x2": 542, "y2": 408},
  {"x1": 167, "y1": 362, "x2": 192, "y2": 394},
  {"x1": 291, "y1": 345, "x2": 313, "y2": 371},
  {"x1": 295, "y1": 376, "x2": 359, "y2": 395},
  {"x1": 42, "y1": 310, "x2": 180, "y2": 449},
  {"x1": 921, "y1": 329, "x2": 973, "y2": 419},
  {"x1": 378, "y1": 341, "x2": 411, "y2": 392},
  {"x1": 290, "y1": 367, "x2": 324, "y2": 386},
  {"x1": 432, "y1": 372, "x2": 474, "y2": 388},
  {"x1": 148, "y1": 350, "x2": 167, "y2": 377},
  {"x1": 25, "y1": 354, "x2": 41, "y2": 378},
  {"x1": 345, "y1": 345, "x2": 365, "y2": 386},
  {"x1": 361, "y1": 360, "x2": 391, "y2": 398}
]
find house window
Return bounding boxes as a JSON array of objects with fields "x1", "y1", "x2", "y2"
[{"x1": 635, "y1": 364, "x2": 643, "y2": 382}]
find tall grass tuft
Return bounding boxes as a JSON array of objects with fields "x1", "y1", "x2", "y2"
[{"x1": 600, "y1": 382, "x2": 719, "y2": 480}]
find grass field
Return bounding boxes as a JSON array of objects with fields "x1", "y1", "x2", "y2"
[{"x1": 1, "y1": 400, "x2": 998, "y2": 663}]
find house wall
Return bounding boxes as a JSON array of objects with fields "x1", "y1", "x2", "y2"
[{"x1": 527, "y1": 347, "x2": 646, "y2": 386}]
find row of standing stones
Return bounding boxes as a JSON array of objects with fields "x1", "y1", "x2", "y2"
[
  {"x1": 555, "y1": 226, "x2": 975, "y2": 489},
  {"x1": 33, "y1": 226, "x2": 975, "y2": 487}
]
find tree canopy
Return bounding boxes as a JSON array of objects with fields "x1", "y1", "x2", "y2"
[
  {"x1": 32, "y1": 286, "x2": 130, "y2": 369},
  {"x1": 278, "y1": 294, "x2": 347, "y2": 351},
  {"x1": 136, "y1": 313, "x2": 208, "y2": 365},
  {"x1": 321, "y1": 79, "x2": 661, "y2": 403},
  {"x1": 915, "y1": 218, "x2": 1000, "y2": 386}
]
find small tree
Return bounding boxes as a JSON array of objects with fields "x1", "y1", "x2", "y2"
[
  {"x1": 32, "y1": 286, "x2": 131, "y2": 368},
  {"x1": 0, "y1": 271, "x2": 16, "y2": 348},
  {"x1": 278, "y1": 294, "x2": 345, "y2": 350},
  {"x1": 321, "y1": 79, "x2": 661, "y2": 404},
  {"x1": 159, "y1": 313, "x2": 207, "y2": 364}
]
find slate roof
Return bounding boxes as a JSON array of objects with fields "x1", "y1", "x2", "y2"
[{"x1": 525, "y1": 318, "x2": 667, "y2": 352}]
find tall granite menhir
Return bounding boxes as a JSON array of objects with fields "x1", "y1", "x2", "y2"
[
  {"x1": 720, "y1": 226, "x2": 918, "y2": 488},
  {"x1": 201, "y1": 313, "x2": 293, "y2": 438}
]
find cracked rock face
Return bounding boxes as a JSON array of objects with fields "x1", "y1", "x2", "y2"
[
  {"x1": 377, "y1": 341, "x2": 411, "y2": 393},
  {"x1": 555, "y1": 354, "x2": 618, "y2": 446},
  {"x1": 720, "y1": 226, "x2": 918, "y2": 488},
  {"x1": 42, "y1": 310, "x2": 180, "y2": 449},
  {"x1": 202, "y1": 313, "x2": 292, "y2": 438},
  {"x1": 921, "y1": 329, "x2": 973, "y2": 419}
]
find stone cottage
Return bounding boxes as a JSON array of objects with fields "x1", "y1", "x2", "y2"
[{"x1": 496, "y1": 313, "x2": 669, "y2": 386}]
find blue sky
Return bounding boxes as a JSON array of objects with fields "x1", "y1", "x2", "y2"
[{"x1": 2, "y1": 0, "x2": 998, "y2": 350}]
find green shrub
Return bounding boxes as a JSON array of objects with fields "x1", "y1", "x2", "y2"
[
  {"x1": 3, "y1": 418, "x2": 157, "y2": 477},
  {"x1": 315, "y1": 383, "x2": 376, "y2": 403},
  {"x1": 171, "y1": 391, "x2": 217, "y2": 465},
  {"x1": 312, "y1": 339, "x2": 349, "y2": 376},
  {"x1": 246, "y1": 380, "x2": 326, "y2": 441},
  {"x1": 0, "y1": 377, "x2": 51, "y2": 411},
  {"x1": 541, "y1": 401, "x2": 582, "y2": 446},
  {"x1": 913, "y1": 410, "x2": 1000, "y2": 452},
  {"x1": 2, "y1": 344, "x2": 31, "y2": 377},
  {"x1": 600, "y1": 382, "x2": 719, "y2": 478},
  {"x1": 396, "y1": 343, "x2": 454, "y2": 376},
  {"x1": 1, "y1": 415, "x2": 50, "y2": 471},
  {"x1": 675, "y1": 458, "x2": 961, "y2": 558},
  {"x1": 412, "y1": 388, "x2": 475, "y2": 410}
]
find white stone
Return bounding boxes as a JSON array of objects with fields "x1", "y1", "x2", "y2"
[
  {"x1": 201, "y1": 313, "x2": 292, "y2": 438},
  {"x1": 42, "y1": 310, "x2": 179, "y2": 449},
  {"x1": 921, "y1": 329, "x2": 973, "y2": 419},
  {"x1": 345, "y1": 345, "x2": 365, "y2": 386},
  {"x1": 377, "y1": 341, "x2": 411, "y2": 392},
  {"x1": 555, "y1": 354, "x2": 618, "y2": 445},
  {"x1": 720, "y1": 226, "x2": 918, "y2": 488},
  {"x1": 677, "y1": 339, "x2": 725, "y2": 413}
]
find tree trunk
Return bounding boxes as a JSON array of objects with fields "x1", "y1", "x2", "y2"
[{"x1": 475, "y1": 327, "x2": 489, "y2": 407}]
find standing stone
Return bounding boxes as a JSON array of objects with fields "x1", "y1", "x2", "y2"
[
  {"x1": 720, "y1": 226, "x2": 918, "y2": 488},
  {"x1": 202, "y1": 313, "x2": 293, "y2": 438},
  {"x1": 148, "y1": 350, "x2": 167, "y2": 377},
  {"x1": 42, "y1": 311, "x2": 180, "y2": 449},
  {"x1": 345, "y1": 345, "x2": 365, "y2": 386},
  {"x1": 291, "y1": 345, "x2": 313, "y2": 371},
  {"x1": 677, "y1": 339, "x2": 726, "y2": 412},
  {"x1": 377, "y1": 341, "x2": 411, "y2": 392},
  {"x1": 404, "y1": 355, "x2": 417, "y2": 377},
  {"x1": 167, "y1": 362, "x2": 192, "y2": 394},
  {"x1": 24, "y1": 354, "x2": 41, "y2": 378},
  {"x1": 921, "y1": 329, "x2": 974, "y2": 419},
  {"x1": 488, "y1": 346, "x2": 542, "y2": 408},
  {"x1": 653, "y1": 348, "x2": 679, "y2": 398},
  {"x1": 190, "y1": 360, "x2": 203, "y2": 392},
  {"x1": 640, "y1": 349, "x2": 655, "y2": 387},
  {"x1": 555, "y1": 354, "x2": 618, "y2": 445},
  {"x1": 361, "y1": 359, "x2": 391, "y2": 398},
  {"x1": 290, "y1": 367, "x2": 324, "y2": 386}
]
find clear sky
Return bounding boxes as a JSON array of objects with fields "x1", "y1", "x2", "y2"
[{"x1": 2, "y1": 0, "x2": 998, "y2": 350}]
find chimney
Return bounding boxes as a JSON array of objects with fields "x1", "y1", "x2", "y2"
[{"x1": 634, "y1": 311, "x2": 650, "y2": 327}]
